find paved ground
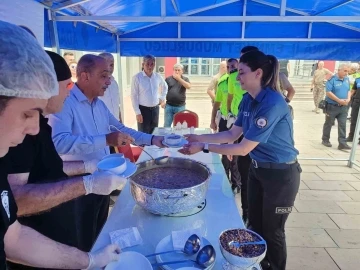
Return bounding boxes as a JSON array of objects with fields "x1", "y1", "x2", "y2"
[{"x1": 121, "y1": 90, "x2": 360, "y2": 269}]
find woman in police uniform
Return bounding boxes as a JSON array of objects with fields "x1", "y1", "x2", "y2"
[{"x1": 181, "y1": 50, "x2": 301, "y2": 270}]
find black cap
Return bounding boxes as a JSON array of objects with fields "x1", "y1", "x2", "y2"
[{"x1": 45, "y1": 50, "x2": 71, "y2": 82}]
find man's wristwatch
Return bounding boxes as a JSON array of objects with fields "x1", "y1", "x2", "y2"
[{"x1": 202, "y1": 143, "x2": 209, "y2": 153}]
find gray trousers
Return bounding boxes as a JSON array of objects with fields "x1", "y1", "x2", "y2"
[{"x1": 322, "y1": 103, "x2": 349, "y2": 144}]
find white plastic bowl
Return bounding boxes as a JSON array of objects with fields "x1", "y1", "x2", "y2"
[
  {"x1": 97, "y1": 157, "x2": 127, "y2": 175},
  {"x1": 165, "y1": 134, "x2": 182, "y2": 145},
  {"x1": 105, "y1": 251, "x2": 152, "y2": 270},
  {"x1": 101, "y1": 153, "x2": 125, "y2": 160}
]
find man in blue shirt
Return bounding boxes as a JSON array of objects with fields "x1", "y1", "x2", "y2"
[
  {"x1": 49, "y1": 54, "x2": 164, "y2": 251},
  {"x1": 322, "y1": 64, "x2": 351, "y2": 150}
]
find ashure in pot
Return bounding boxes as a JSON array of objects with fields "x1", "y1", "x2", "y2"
[{"x1": 130, "y1": 157, "x2": 211, "y2": 215}]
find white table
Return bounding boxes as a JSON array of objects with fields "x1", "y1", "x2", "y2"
[{"x1": 92, "y1": 128, "x2": 261, "y2": 269}]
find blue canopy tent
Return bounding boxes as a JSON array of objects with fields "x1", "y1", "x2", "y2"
[{"x1": 38, "y1": 0, "x2": 360, "y2": 60}]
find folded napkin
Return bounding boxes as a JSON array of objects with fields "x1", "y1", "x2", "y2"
[
  {"x1": 109, "y1": 227, "x2": 143, "y2": 249},
  {"x1": 171, "y1": 228, "x2": 202, "y2": 250}
]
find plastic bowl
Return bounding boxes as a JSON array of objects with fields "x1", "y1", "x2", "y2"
[
  {"x1": 105, "y1": 251, "x2": 152, "y2": 270},
  {"x1": 219, "y1": 228, "x2": 267, "y2": 269},
  {"x1": 165, "y1": 134, "x2": 182, "y2": 145},
  {"x1": 101, "y1": 153, "x2": 125, "y2": 160},
  {"x1": 97, "y1": 157, "x2": 127, "y2": 175}
]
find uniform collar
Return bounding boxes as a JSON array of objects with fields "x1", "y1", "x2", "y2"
[
  {"x1": 253, "y1": 88, "x2": 269, "y2": 103},
  {"x1": 334, "y1": 74, "x2": 347, "y2": 81},
  {"x1": 229, "y1": 69, "x2": 238, "y2": 74}
]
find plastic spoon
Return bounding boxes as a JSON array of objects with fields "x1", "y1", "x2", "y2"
[
  {"x1": 229, "y1": 240, "x2": 266, "y2": 248},
  {"x1": 151, "y1": 245, "x2": 216, "y2": 269},
  {"x1": 146, "y1": 234, "x2": 200, "y2": 257}
]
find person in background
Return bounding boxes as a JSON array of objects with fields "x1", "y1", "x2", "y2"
[
  {"x1": 163, "y1": 63, "x2": 191, "y2": 127},
  {"x1": 346, "y1": 63, "x2": 360, "y2": 122},
  {"x1": 278, "y1": 59, "x2": 290, "y2": 78},
  {"x1": 227, "y1": 46, "x2": 259, "y2": 224},
  {"x1": 98, "y1": 53, "x2": 122, "y2": 123},
  {"x1": 68, "y1": 61, "x2": 77, "y2": 83},
  {"x1": 321, "y1": 64, "x2": 351, "y2": 150},
  {"x1": 131, "y1": 55, "x2": 168, "y2": 134},
  {"x1": 98, "y1": 53, "x2": 123, "y2": 198},
  {"x1": 279, "y1": 72, "x2": 296, "y2": 119},
  {"x1": 311, "y1": 61, "x2": 333, "y2": 114},
  {"x1": 180, "y1": 50, "x2": 301, "y2": 270},
  {"x1": 210, "y1": 59, "x2": 240, "y2": 194},
  {"x1": 347, "y1": 64, "x2": 360, "y2": 143},
  {"x1": 49, "y1": 54, "x2": 165, "y2": 251},
  {"x1": 63, "y1": 52, "x2": 75, "y2": 65},
  {"x1": 0, "y1": 20, "x2": 119, "y2": 270},
  {"x1": 207, "y1": 61, "x2": 227, "y2": 103}
]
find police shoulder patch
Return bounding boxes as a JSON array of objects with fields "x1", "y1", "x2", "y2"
[{"x1": 255, "y1": 117, "x2": 267, "y2": 128}]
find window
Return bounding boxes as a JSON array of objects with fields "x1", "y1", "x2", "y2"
[
  {"x1": 212, "y1": 58, "x2": 226, "y2": 76},
  {"x1": 180, "y1": 58, "x2": 189, "y2": 74}
]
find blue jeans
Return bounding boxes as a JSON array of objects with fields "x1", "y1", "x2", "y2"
[{"x1": 164, "y1": 104, "x2": 185, "y2": 127}]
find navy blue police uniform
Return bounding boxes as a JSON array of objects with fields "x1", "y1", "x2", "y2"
[
  {"x1": 234, "y1": 88, "x2": 301, "y2": 270},
  {"x1": 322, "y1": 75, "x2": 350, "y2": 147},
  {"x1": 348, "y1": 77, "x2": 360, "y2": 141}
]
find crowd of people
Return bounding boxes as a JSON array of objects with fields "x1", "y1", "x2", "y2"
[{"x1": 13, "y1": 18, "x2": 360, "y2": 270}]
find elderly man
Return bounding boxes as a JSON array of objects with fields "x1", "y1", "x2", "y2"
[
  {"x1": 322, "y1": 64, "x2": 351, "y2": 150},
  {"x1": 131, "y1": 55, "x2": 168, "y2": 133},
  {"x1": 63, "y1": 52, "x2": 75, "y2": 65},
  {"x1": 49, "y1": 54, "x2": 164, "y2": 250},
  {"x1": 0, "y1": 20, "x2": 118, "y2": 270},
  {"x1": 163, "y1": 63, "x2": 191, "y2": 127},
  {"x1": 3, "y1": 52, "x2": 125, "y2": 270},
  {"x1": 98, "y1": 53, "x2": 122, "y2": 122},
  {"x1": 311, "y1": 61, "x2": 333, "y2": 113},
  {"x1": 207, "y1": 61, "x2": 227, "y2": 103}
]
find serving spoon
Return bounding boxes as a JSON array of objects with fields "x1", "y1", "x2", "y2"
[
  {"x1": 151, "y1": 245, "x2": 216, "y2": 269},
  {"x1": 146, "y1": 234, "x2": 201, "y2": 257}
]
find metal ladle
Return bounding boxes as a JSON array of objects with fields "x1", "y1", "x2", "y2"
[
  {"x1": 108, "y1": 125, "x2": 169, "y2": 165},
  {"x1": 151, "y1": 245, "x2": 216, "y2": 269},
  {"x1": 145, "y1": 234, "x2": 201, "y2": 257}
]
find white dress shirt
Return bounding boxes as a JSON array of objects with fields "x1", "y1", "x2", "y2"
[
  {"x1": 48, "y1": 84, "x2": 152, "y2": 162},
  {"x1": 99, "y1": 76, "x2": 120, "y2": 120},
  {"x1": 131, "y1": 71, "x2": 168, "y2": 115}
]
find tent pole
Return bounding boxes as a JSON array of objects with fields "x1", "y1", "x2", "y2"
[
  {"x1": 348, "y1": 105, "x2": 360, "y2": 167},
  {"x1": 116, "y1": 35, "x2": 125, "y2": 123},
  {"x1": 241, "y1": 0, "x2": 247, "y2": 39},
  {"x1": 280, "y1": 0, "x2": 287, "y2": 16},
  {"x1": 307, "y1": 22, "x2": 312, "y2": 38},
  {"x1": 48, "y1": 10, "x2": 60, "y2": 54},
  {"x1": 178, "y1": 22, "x2": 181, "y2": 38}
]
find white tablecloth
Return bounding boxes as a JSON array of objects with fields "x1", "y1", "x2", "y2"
[{"x1": 91, "y1": 128, "x2": 261, "y2": 269}]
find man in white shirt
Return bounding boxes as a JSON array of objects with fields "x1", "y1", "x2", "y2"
[
  {"x1": 98, "y1": 53, "x2": 122, "y2": 122},
  {"x1": 131, "y1": 55, "x2": 168, "y2": 133}
]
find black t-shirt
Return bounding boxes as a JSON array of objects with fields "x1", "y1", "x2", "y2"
[
  {"x1": 4, "y1": 115, "x2": 79, "y2": 255},
  {"x1": 165, "y1": 75, "x2": 190, "y2": 106},
  {"x1": 0, "y1": 159, "x2": 18, "y2": 270}
]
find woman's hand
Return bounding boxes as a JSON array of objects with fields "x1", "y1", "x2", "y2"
[
  {"x1": 183, "y1": 134, "x2": 200, "y2": 143},
  {"x1": 178, "y1": 142, "x2": 204, "y2": 155}
]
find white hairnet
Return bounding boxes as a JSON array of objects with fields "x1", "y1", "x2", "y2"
[{"x1": 0, "y1": 20, "x2": 58, "y2": 99}]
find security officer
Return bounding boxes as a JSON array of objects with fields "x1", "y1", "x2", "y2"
[
  {"x1": 180, "y1": 50, "x2": 301, "y2": 270},
  {"x1": 210, "y1": 61, "x2": 240, "y2": 192},
  {"x1": 227, "y1": 46, "x2": 258, "y2": 224},
  {"x1": 322, "y1": 64, "x2": 351, "y2": 150}
]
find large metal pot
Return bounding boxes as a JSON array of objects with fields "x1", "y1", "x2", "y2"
[{"x1": 130, "y1": 157, "x2": 211, "y2": 215}]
